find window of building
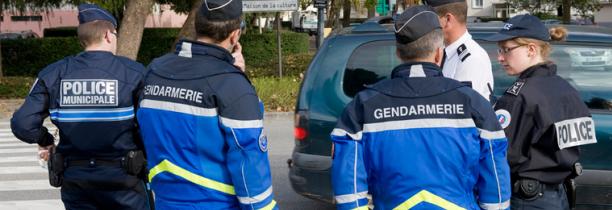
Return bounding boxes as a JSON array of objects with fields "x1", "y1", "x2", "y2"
[
  {"x1": 11, "y1": 15, "x2": 43, "y2": 22},
  {"x1": 472, "y1": 0, "x2": 483, "y2": 8}
]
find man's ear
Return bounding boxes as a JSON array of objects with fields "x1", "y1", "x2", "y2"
[
  {"x1": 229, "y1": 29, "x2": 241, "y2": 46},
  {"x1": 434, "y1": 47, "x2": 444, "y2": 67}
]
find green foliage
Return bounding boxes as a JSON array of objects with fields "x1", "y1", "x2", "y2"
[
  {"x1": 0, "y1": 76, "x2": 35, "y2": 99},
  {"x1": 1, "y1": 37, "x2": 82, "y2": 77},
  {"x1": 252, "y1": 76, "x2": 301, "y2": 111},
  {"x1": 1, "y1": 29, "x2": 311, "y2": 78}
]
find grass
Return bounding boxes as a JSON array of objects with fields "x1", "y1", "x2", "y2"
[
  {"x1": 0, "y1": 76, "x2": 302, "y2": 112},
  {"x1": 0, "y1": 76, "x2": 35, "y2": 99}
]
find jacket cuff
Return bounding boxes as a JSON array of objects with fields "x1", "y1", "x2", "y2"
[{"x1": 37, "y1": 129, "x2": 54, "y2": 147}]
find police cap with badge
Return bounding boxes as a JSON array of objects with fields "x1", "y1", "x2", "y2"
[
  {"x1": 422, "y1": 0, "x2": 465, "y2": 7},
  {"x1": 199, "y1": 0, "x2": 243, "y2": 20},
  {"x1": 78, "y1": 3, "x2": 118, "y2": 28},
  {"x1": 393, "y1": 5, "x2": 441, "y2": 44}
]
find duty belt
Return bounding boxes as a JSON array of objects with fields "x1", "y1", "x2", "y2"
[{"x1": 67, "y1": 158, "x2": 123, "y2": 168}]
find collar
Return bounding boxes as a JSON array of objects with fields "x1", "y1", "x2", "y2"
[
  {"x1": 174, "y1": 39, "x2": 235, "y2": 64},
  {"x1": 78, "y1": 50, "x2": 114, "y2": 58},
  {"x1": 519, "y1": 62, "x2": 557, "y2": 79},
  {"x1": 444, "y1": 31, "x2": 471, "y2": 58},
  {"x1": 391, "y1": 62, "x2": 444, "y2": 79}
]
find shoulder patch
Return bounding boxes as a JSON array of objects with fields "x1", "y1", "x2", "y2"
[
  {"x1": 258, "y1": 132, "x2": 269, "y2": 152},
  {"x1": 460, "y1": 53, "x2": 471, "y2": 62},
  {"x1": 495, "y1": 109, "x2": 511, "y2": 129},
  {"x1": 506, "y1": 80, "x2": 525, "y2": 96},
  {"x1": 457, "y1": 43, "x2": 468, "y2": 56}
]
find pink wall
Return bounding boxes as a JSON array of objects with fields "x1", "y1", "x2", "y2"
[{"x1": 1, "y1": 5, "x2": 188, "y2": 37}]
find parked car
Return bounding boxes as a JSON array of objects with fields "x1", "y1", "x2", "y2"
[
  {"x1": 0, "y1": 31, "x2": 39, "y2": 40},
  {"x1": 289, "y1": 18, "x2": 612, "y2": 209}
]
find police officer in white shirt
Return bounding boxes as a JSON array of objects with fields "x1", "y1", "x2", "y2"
[{"x1": 423, "y1": 0, "x2": 494, "y2": 101}]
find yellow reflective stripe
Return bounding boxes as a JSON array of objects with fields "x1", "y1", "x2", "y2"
[
  {"x1": 259, "y1": 200, "x2": 277, "y2": 210},
  {"x1": 148, "y1": 159, "x2": 235, "y2": 195},
  {"x1": 352, "y1": 206, "x2": 368, "y2": 210},
  {"x1": 393, "y1": 190, "x2": 465, "y2": 210}
]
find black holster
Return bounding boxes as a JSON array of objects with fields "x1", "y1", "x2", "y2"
[
  {"x1": 48, "y1": 151, "x2": 64, "y2": 187},
  {"x1": 513, "y1": 179, "x2": 542, "y2": 200},
  {"x1": 122, "y1": 150, "x2": 147, "y2": 178},
  {"x1": 565, "y1": 162, "x2": 583, "y2": 209}
]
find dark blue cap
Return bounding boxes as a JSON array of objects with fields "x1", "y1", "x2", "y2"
[
  {"x1": 394, "y1": 6, "x2": 441, "y2": 44},
  {"x1": 483, "y1": 14, "x2": 550, "y2": 42},
  {"x1": 200, "y1": 0, "x2": 242, "y2": 21},
  {"x1": 422, "y1": 0, "x2": 465, "y2": 7},
  {"x1": 78, "y1": 4, "x2": 117, "y2": 28}
]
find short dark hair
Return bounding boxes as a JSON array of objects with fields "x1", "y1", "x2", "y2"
[
  {"x1": 433, "y1": 2, "x2": 467, "y2": 24},
  {"x1": 77, "y1": 20, "x2": 114, "y2": 47},
  {"x1": 397, "y1": 29, "x2": 444, "y2": 61},
  {"x1": 195, "y1": 12, "x2": 241, "y2": 42}
]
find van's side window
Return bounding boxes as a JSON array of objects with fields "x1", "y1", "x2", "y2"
[{"x1": 343, "y1": 40, "x2": 401, "y2": 97}]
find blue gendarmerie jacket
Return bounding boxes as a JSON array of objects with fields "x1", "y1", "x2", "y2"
[
  {"x1": 331, "y1": 62, "x2": 511, "y2": 210},
  {"x1": 137, "y1": 40, "x2": 277, "y2": 210}
]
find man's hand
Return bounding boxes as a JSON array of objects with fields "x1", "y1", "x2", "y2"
[
  {"x1": 38, "y1": 144, "x2": 55, "y2": 161},
  {"x1": 232, "y1": 42, "x2": 246, "y2": 72}
]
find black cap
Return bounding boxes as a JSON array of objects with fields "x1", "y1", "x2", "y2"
[
  {"x1": 200, "y1": 0, "x2": 242, "y2": 21},
  {"x1": 78, "y1": 4, "x2": 117, "y2": 28},
  {"x1": 483, "y1": 14, "x2": 550, "y2": 42},
  {"x1": 422, "y1": 0, "x2": 465, "y2": 7},
  {"x1": 394, "y1": 6, "x2": 441, "y2": 44}
]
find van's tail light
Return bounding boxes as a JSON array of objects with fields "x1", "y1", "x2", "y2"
[{"x1": 294, "y1": 110, "x2": 308, "y2": 141}]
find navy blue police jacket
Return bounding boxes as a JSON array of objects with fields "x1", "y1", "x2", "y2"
[
  {"x1": 494, "y1": 63, "x2": 596, "y2": 184},
  {"x1": 137, "y1": 40, "x2": 277, "y2": 210},
  {"x1": 331, "y1": 62, "x2": 511, "y2": 210},
  {"x1": 11, "y1": 51, "x2": 146, "y2": 185}
]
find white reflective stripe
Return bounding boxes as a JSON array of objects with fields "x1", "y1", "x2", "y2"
[
  {"x1": 410, "y1": 65, "x2": 426, "y2": 78},
  {"x1": 331, "y1": 128, "x2": 363, "y2": 140},
  {"x1": 220, "y1": 117, "x2": 263, "y2": 129},
  {"x1": 50, "y1": 115, "x2": 134, "y2": 121},
  {"x1": 178, "y1": 42, "x2": 192, "y2": 58},
  {"x1": 28, "y1": 78, "x2": 39, "y2": 94},
  {"x1": 140, "y1": 99, "x2": 217, "y2": 117},
  {"x1": 237, "y1": 186, "x2": 273, "y2": 204},
  {"x1": 478, "y1": 129, "x2": 506, "y2": 140},
  {"x1": 479, "y1": 200, "x2": 510, "y2": 210},
  {"x1": 363, "y1": 118, "x2": 475, "y2": 133},
  {"x1": 335, "y1": 191, "x2": 368, "y2": 204},
  {"x1": 49, "y1": 107, "x2": 133, "y2": 114}
]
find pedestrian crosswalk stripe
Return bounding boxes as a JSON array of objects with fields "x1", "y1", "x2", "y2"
[
  {"x1": 0, "y1": 180, "x2": 57, "y2": 191},
  {"x1": 0, "y1": 199, "x2": 64, "y2": 210},
  {"x1": 0, "y1": 166, "x2": 46, "y2": 175},
  {"x1": 0, "y1": 156, "x2": 36, "y2": 163},
  {"x1": 0, "y1": 148, "x2": 37, "y2": 154}
]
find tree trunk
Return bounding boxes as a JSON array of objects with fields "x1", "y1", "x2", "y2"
[
  {"x1": 174, "y1": 0, "x2": 202, "y2": 48},
  {"x1": 562, "y1": 0, "x2": 571, "y2": 24},
  {"x1": 368, "y1": 7, "x2": 375, "y2": 18},
  {"x1": 327, "y1": 0, "x2": 341, "y2": 28},
  {"x1": 116, "y1": 0, "x2": 154, "y2": 60},
  {"x1": 342, "y1": 0, "x2": 351, "y2": 27}
]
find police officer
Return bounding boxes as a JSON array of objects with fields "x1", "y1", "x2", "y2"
[
  {"x1": 11, "y1": 3, "x2": 150, "y2": 210},
  {"x1": 484, "y1": 14, "x2": 597, "y2": 210},
  {"x1": 330, "y1": 6, "x2": 510, "y2": 210},
  {"x1": 136, "y1": 0, "x2": 277, "y2": 209},
  {"x1": 424, "y1": 0, "x2": 494, "y2": 101}
]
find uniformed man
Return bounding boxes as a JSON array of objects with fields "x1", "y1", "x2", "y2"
[
  {"x1": 424, "y1": 0, "x2": 494, "y2": 101},
  {"x1": 136, "y1": 0, "x2": 277, "y2": 209},
  {"x1": 11, "y1": 3, "x2": 150, "y2": 210},
  {"x1": 330, "y1": 6, "x2": 511, "y2": 210},
  {"x1": 485, "y1": 14, "x2": 597, "y2": 210}
]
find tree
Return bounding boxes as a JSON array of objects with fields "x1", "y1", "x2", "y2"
[
  {"x1": 116, "y1": 0, "x2": 155, "y2": 60},
  {"x1": 506, "y1": 0, "x2": 601, "y2": 24}
]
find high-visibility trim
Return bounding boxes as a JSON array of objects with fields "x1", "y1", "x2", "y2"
[
  {"x1": 352, "y1": 206, "x2": 368, "y2": 210},
  {"x1": 178, "y1": 42, "x2": 192, "y2": 58},
  {"x1": 49, "y1": 107, "x2": 134, "y2": 122},
  {"x1": 479, "y1": 200, "x2": 510, "y2": 210},
  {"x1": 148, "y1": 159, "x2": 235, "y2": 195},
  {"x1": 237, "y1": 186, "x2": 274, "y2": 204},
  {"x1": 258, "y1": 200, "x2": 277, "y2": 210},
  {"x1": 220, "y1": 117, "x2": 263, "y2": 128},
  {"x1": 393, "y1": 190, "x2": 465, "y2": 210},
  {"x1": 410, "y1": 64, "x2": 426, "y2": 77},
  {"x1": 335, "y1": 191, "x2": 368, "y2": 204},
  {"x1": 478, "y1": 129, "x2": 506, "y2": 140},
  {"x1": 331, "y1": 128, "x2": 363, "y2": 141},
  {"x1": 363, "y1": 118, "x2": 475, "y2": 133},
  {"x1": 140, "y1": 99, "x2": 217, "y2": 117}
]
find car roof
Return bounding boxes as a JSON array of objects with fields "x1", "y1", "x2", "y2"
[{"x1": 334, "y1": 17, "x2": 612, "y2": 44}]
